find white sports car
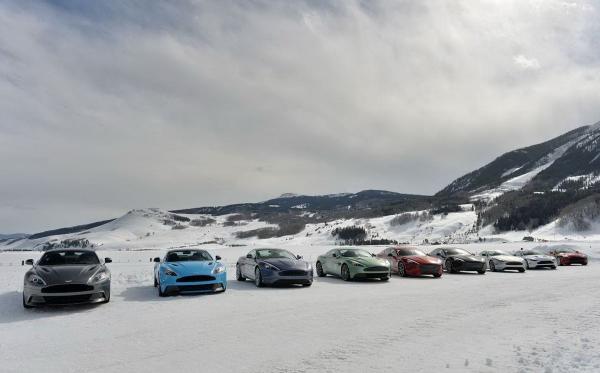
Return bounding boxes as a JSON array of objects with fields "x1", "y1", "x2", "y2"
[
  {"x1": 480, "y1": 250, "x2": 525, "y2": 272},
  {"x1": 513, "y1": 249, "x2": 557, "y2": 269}
]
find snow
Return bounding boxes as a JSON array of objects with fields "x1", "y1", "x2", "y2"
[{"x1": 1, "y1": 242, "x2": 599, "y2": 372}]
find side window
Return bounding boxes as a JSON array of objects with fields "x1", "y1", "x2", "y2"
[{"x1": 249, "y1": 250, "x2": 256, "y2": 259}]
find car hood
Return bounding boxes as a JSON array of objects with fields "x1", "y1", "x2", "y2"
[
  {"x1": 491, "y1": 255, "x2": 523, "y2": 262},
  {"x1": 523, "y1": 255, "x2": 554, "y2": 261},
  {"x1": 345, "y1": 257, "x2": 389, "y2": 267},
  {"x1": 165, "y1": 261, "x2": 220, "y2": 275},
  {"x1": 558, "y1": 252, "x2": 587, "y2": 258},
  {"x1": 449, "y1": 255, "x2": 484, "y2": 262},
  {"x1": 261, "y1": 258, "x2": 309, "y2": 270},
  {"x1": 404, "y1": 255, "x2": 442, "y2": 265},
  {"x1": 36, "y1": 265, "x2": 103, "y2": 285}
]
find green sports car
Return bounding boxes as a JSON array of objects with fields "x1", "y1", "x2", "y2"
[{"x1": 316, "y1": 248, "x2": 391, "y2": 281}]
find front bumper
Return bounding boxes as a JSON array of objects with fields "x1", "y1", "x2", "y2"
[
  {"x1": 558, "y1": 257, "x2": 588, "y2": 266},
  {"x1": 528, "y1": 260, "x2": 556, "y2": 269},
  {"x1": 493, "y1": 261, "x2": 525, "y2": 271},
  {"x1": 162, "y1": 272, "x2": 227, "y2": 294},
  {"x1": 405, "y1": 263, "x2": 443, "y2": 277},
  {"x1": 261, "y1": 269, "x2": 314, "y2": 285},
  {"x1": 351, "y1": 266, "x2": 390, "y2": 279},
  {"x1": 23, "y1": 281, "x2": 110, "y2": 307},
  {"x1": 452, "y1": 261, "x2": 485, "y2": 272}
]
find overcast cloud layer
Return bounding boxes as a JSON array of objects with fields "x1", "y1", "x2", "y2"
[{"x1": 1, "y1": 0, "x2": 600, "y2": 232}]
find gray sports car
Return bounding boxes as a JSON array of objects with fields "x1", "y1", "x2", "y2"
[
  {"x1": 236, "y1": 248, "x2": 313, "y2": 287},
  {"x1": 22, "y1": 249, "x2": 112, "y2": 308}
]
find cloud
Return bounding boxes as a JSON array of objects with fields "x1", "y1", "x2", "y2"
[{"x1": 1, "y1": 0, "x2": 600, "y2": 232}]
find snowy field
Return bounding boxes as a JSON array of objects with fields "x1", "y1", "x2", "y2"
[{"x1": 1, "y1": 242, "x2": 600, "y2": 373}]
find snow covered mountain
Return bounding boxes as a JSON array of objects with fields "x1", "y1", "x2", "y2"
[
  {"x1": 6, "y1": 123, "x2": 600, "y2": 251},
  {"x1": 438, "y1": 123, "x2": 600, "y2": 199}
]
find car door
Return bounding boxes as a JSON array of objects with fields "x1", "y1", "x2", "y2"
[
  {"x1": 242, "y1": 250, "x2": 256, "y2": 278},
  {"x1": 480, "y1": 251, "x2": 489, "y2": 268},
  {"x1": 382, "y1": 249, "x2": 396, "y2": 272},
  {"x1": 324, "y1": 250, "x2": 339, "y2": 275}
]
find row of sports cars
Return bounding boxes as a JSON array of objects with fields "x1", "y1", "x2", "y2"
[{"x1": 21, "y1": 245, "x2": 588, "y2": 308}]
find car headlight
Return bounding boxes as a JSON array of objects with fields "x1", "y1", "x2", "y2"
[
  {"x1": 262, "y1": 263, "x2": 280, "y2": 271},
  {"x1": 405, "y1": 259, "x2": 418, "y2": 265},
  {"x1": 89, "y1": 271, "x2": 110, "y2": 284},
  {"x1": 164, "y1": 268, "x2": 178, "y2": 276},
  {"x1": 306, "y1": 263, "x2": 313, "y2": 271},
  {"x1": 350, "y1": 261, "x2": 365, "y2": 267},
  {"x1": 27, "y1": 274, "x2": 46, "y2": 287},
  {"x1": 212, "y1": 264, "x2": 226, "y2": 274}
]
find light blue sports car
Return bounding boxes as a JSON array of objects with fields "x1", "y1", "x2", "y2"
[{"x1": 153, "y1": 249, "x2": 227, "y2": 296}]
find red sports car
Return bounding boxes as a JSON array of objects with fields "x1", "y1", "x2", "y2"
[
  {"x1": 549, "y1": 246, "x2": 588, "y2": 266},
  {"x1": 377, "y1": 246, "x2": 443, "y2": 277}
]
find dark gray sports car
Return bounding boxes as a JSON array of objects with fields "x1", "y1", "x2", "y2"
[
  {"x1": 429, "y1": 247, "x2": 486, "y2": 274},
  {"x1": 22, "y1": 249, "x2": 112, "y2": 308},
  {"x1": 236, "y1": 248, "x2": 313, "y2": 287}
]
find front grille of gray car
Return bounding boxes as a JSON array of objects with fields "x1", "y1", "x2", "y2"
[
  {"x1": 42, "y1": 284, "x2": 94, "y2": 293},
  {"x1": 279, "y1": 270, "x2": 307, "y2": 276},
  {"x1": 364, "y1": 266, "x2": 388, "y2": 272},
  {"x1": 506, "y1": 262, "x2": 523, "y2": 265},
  {"x1": 43, "y1": 294, "x2": 92, "y2": 304},
  {"x1": 538, "y1": 261, "x2": 553, "y2": 265},
  {"x1": 176, "y1": 275, "x2": 216, "y2": 282}
]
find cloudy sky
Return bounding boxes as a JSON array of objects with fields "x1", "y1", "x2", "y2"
[{"x1": 1, "y1": 0, "x2": 600, "y2": 233}]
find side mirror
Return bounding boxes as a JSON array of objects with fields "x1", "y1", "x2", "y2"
[
  {"x1": 332, "y1": 253, "x2": 338, "y2": 258},
  {"x1": 371, "y1": 253, "x2": 376, "y2": 257},
  {"x1": 25, "y1": 259, "x2": 34, "y2": 266},
  {"x1": 215, "y1": 255, "x2": 222, "y2": 261},
  {"x1": 105, "y1": 258, "x2": 112, "y2": 263},
  {"x1": 387, "y1": 253, "x2": 393, "y2": 257},
  {"x1": 153, "y1": 257, "x2": 161, "y2": 263},
  {"x1": 296, "y1": 255, "x2": 303, "y2": 260},
  {"x1": 246, "y1": 254, "x2": 253, "y2": 259}
]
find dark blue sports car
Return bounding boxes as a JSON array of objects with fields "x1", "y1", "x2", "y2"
[{"x1": 236, "y1": 248, "x2": 313, "y2": 287}]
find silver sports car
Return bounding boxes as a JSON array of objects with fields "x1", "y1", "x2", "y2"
[
  {"x1": 513, "y1": 249, "x2": 557, "y2": 270},
  {"x1": 22, "y1": 249, "x2": 112, "y2": 308},
  {"x1": 480, "y1": 250, "x2": 525, "y2": 272}
]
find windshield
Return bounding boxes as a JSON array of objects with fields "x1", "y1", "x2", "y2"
[
  {"x1": 395, "y1": 248, "x2": 426, "y2": 256},
  {"x1": 521, "y1": 250, "x2": 542, "y2": 256},
  {"x1": 555, "y1": 248, "x2": 576, "y2": 253},
  {"x1": 39, "y1": 251, "x2": 100, "y2": 266},
  {"x1": 256, "y1": 249, "x2": 296, "y2": 260},
  {"x1": 444, "y1": 248, "x2": 471, "y2": 256},
  {"x1": 489, "y1": 250, "x2": 510, "y2": 256},
  {"x1": 339, "y1": 249, "x2": 372, "y2": 258},
  {"x1": 166, "y1": 250, "x2": 213, "y2": 262}
]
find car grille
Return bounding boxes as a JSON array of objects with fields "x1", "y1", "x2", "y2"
[
  {"x1": 177, "y1": 284, "x2": 216, "y2": 292},
  {"x1": 279, "y1": 270, "x2": 307, "y2": 277},
  {"x1": 506, "y1": 262, "x2": 523, "y2": 266},
  {"x1": 538, "y1": 261, "x2": 554, "y2": 265},
  {"x1": 42, "y1": 284, "x2": 94, "y2": 293},
  {"x1": 43, "y1": 295, "x2": 92, "y2": 304},
  {"x1": 354, "y1": 273, "x2": 388, "y2": 279},
  {"x1": 569, "y1": 258, "x2": 587, "y2": 264},
  {"x1": 176, "y1": 275, "x2": 215, "y2": 283},
  {"x1": 419, "y1": 264, "x2": 441, "y2": 273},
  {"x1": 364, "y1": 266, "x2": 388, "y2": 272}
]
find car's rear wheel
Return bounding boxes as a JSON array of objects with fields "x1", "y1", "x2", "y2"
[
  {"x1": 316, "y1": 262, "x2": 326, "y2": 277},
  {"x1": 398, "y1": 262, "x2": 406, "y2": 277},
  {"x1": 341, "y1": 264, "x2": 351, "y2": 281},
  {"x1": 236, "y1": 265, "x2": 245, "y2": 281},
  {"x1": 254, "y1": 267, "x2": 264, "y2": 287},
  {"x1": 489, "y1": 261, "x2": 496, "y2": 272}
]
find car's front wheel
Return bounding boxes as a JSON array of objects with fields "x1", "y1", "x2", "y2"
[
  {"x1": 157, "y1": 278, "x2": 167, "y2": 297},
  {"x1": 102, "y1": 291, "x2": 111, "y2": 304},
  {"x1": 254, "y1": 267, "x2": 264, "y2": 287},
  {"x1": 341, "y1": 264, "x2": 351, "y2": 281},
  {"x1": 446, "y1": 260, "x2": 455, "y2": 274},
  {"x1": 22, "y1": 294, "x2": 33, "y2": 309},
  {"x1": 398, "y1": 262, "x2": 406, "y2": 277},
  {"x1": 236, "y1": 265, "x2": 245, "y2": 282},
  {"x1": 489, "y1": 261, "x2": 496, "y2": 272},
  {"x1": 154, "y1": 276, "x2": 158, "y2": 287},
  {"x1": 316, "y1": 262, "x2": 326, "y2": 277}
]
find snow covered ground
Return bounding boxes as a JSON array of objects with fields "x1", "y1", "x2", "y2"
[{"x1": 1, "y1": 242, "x2": 599, "y2": 373}]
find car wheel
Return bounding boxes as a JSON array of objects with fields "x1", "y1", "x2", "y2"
[
  {"x1": 254, "y1": 267, "x2": 264, "y2": 287},
  {"x1": 102, "y1": 291, "x2": 111, "y2": 304},
  {"x1": 341, "y1": 264, "x2": 351, "y2": 281},
  {"x1": 433, "y1": 273, "x2": 442, "y2": 278},
  {"x1": 316, "y1": 262, "x2": 326, "y2": 277},
  {"x1": 398, "y1": 262, "x2": 407, "y2": 277},
  {"x1": 551, "y1": 266, "x2": 557, "y2": 270},
  {"x1": 154, "y1": 276, "x2": 158, "y2": 287},
  {"x1": 236, "y1": 265, "x2": 245, "y2": 281},
  {"x1": 380, "y1": 276, "x2": 389, "y2": 281},
  {"x1": 489, "y1": 261, "x2": 496, "y2": 272},
  {"x1": 22, "y1": 295, "x2": 33, "y2": 309},
  {"x1": 445, "y1": 260, "x2": 455, "y2": 274},
  {"x1": 518, "y1": 268, "x2": 525, "y2": 273},
  {"x1": 158, "y1": 279, "x2": 167, "y2": 297}
]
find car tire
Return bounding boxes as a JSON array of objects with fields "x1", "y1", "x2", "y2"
[
  {"x1": 518, "y1": 268, "x2": 525, "y2": 273},
  {"x1": 446, "y1": 260, "x2": 455, "y2": 274},
  {"x1": 398, "y1": 262, "x2": 407, "y2": 277},
  {"x1": 22, "y1": 295, "x2": 33, "y2": 309},
  {"x1": 158, "y1": 279, "x2": 167, "y2": 297},
  {"x1": 236, "y1": 265, "x2": 245, "y2": 281},
  {"x1": 551, "y1": 266, "x2": 557, "y2": 270},
  {"x1": 316, "y1": 262, "x2": 326, "y2": 277},
  {"x1": 380, "y1": 276, "x2": 389, "y2": 281},
  {"x1": 477, "y1": 270, "x2": 486, "y2": 275},
  {"x1": 341, "y1": 264, "x2": 351, "y2": 281},
  {"x1": 433, "y1": 273, "x2": 442, "y2": 278},
  {"x1": 489, "y1": 261, "x2": 496, "y2": 272},
  {"x1": 154, "y1": 276, "x2": 158, "y2": 287},
  {"x1": 254, "y1": 267, "x2": 264, "y2": 287}
]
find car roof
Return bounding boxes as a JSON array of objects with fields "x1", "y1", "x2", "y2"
[{"x1": 44, "y1": 248, "x2": 96, "y2": 253}]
